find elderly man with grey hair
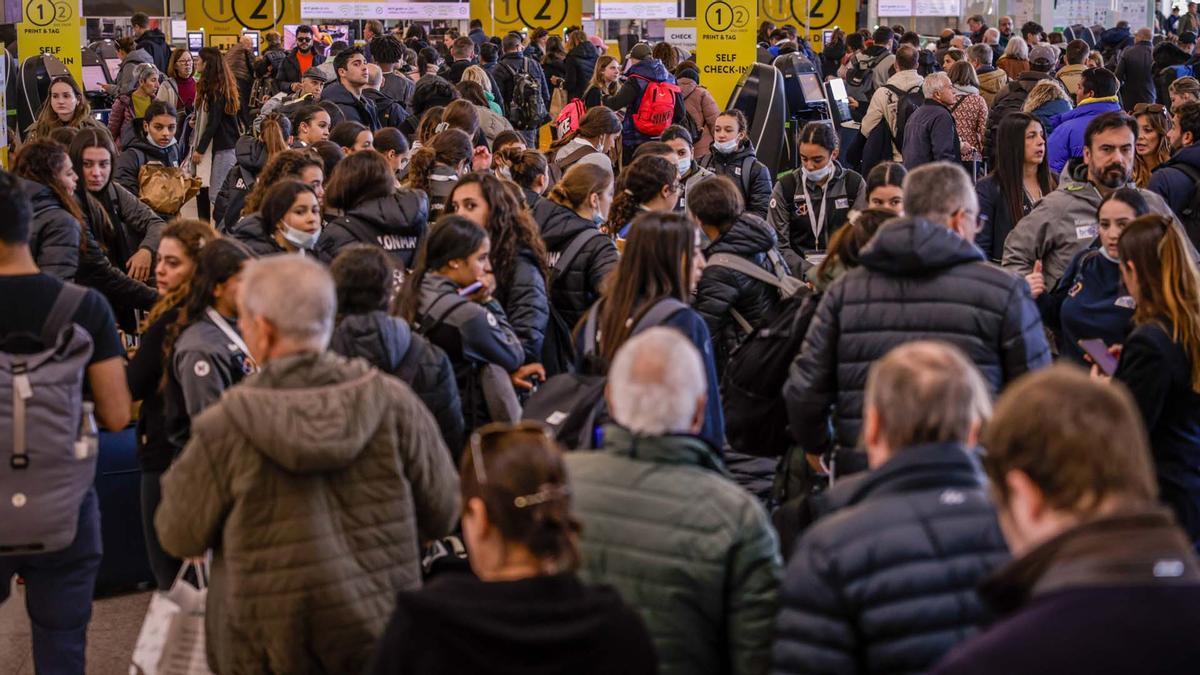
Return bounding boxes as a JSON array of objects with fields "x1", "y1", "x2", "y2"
[
  {"x1": 362, "y1": 62, "x2": 408, "y2": 129},
  {"x1": 900, "y1": 71, "x2": 962, "y2": 170},
  {"x1": 155, "y1": 255, "x2": 460, "y2": 674},
  {"x1": 565, "y1": 327, "x2": 782, "y2": 675},
  {"x1": 784, "y1": 161, "x2": 1050, "y2": 477}
]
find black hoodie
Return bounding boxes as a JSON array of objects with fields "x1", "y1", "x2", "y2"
[
  {"x1": 315, "y1": 188, "x2": 429, "y2": 268},
  {"x1": 328, "y1": 311, "x2": 465, "y2": 458},
  {"x1": 701, "y1": 139, "x2": 773, "y2": 219},
  {"x1": 136, "y1": 28, "x2": 171, "y2": 73},
  {"x1": 214, "y1": 136, "x2": 269, "y2": 231},
  {"x1": 229, "y1": 212, "x2": 287, "y2": 257},
  {"x1": 113, "y1": 135, "x2": 182, "y2": 201},
  {"x1": 531, "y1": 198, "x2": 618, "y2": 330},
  {"x1": 366, "y1": 572, "x2": 657, "y2": 675},
  {"x1": 564, "y1": 41, "x2": 599, "y2": 100}
]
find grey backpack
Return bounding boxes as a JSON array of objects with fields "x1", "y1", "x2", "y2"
[
  {"x1": 705, "y1": 248, "x2": 805, "y2": 334},
  {"x1": 0, "y1": 283, "x2": 98, "y2": 555}
]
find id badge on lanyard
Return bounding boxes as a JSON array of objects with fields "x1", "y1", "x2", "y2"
[{"x1": 205, "y1": 308, "x2": 259, "y2": 373}]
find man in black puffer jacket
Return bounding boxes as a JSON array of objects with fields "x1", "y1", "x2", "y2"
[
  {"x1": 315, "y1": 187, "x2": 428, "y2": 268},
  {"x1": 772, "y1": 341, "x2": 1009, "y2": 675},
  {"x1": 689, "y1": 176, "x2": 782, "y2": 374},
  {"x1": 784, "y1": 162, "x2": 1050, "y2": 476},
  {"x1": 531, "y1": 194, "x2": 618, "y2": 330},
  {"x1": 328, "y1": 245, "x2": 466, "y2": 457}
]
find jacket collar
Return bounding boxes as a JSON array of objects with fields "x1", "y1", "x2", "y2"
[
  {"x1": 835, "y1": 442, "x2": 987, "y2": 508},
  {"x1": 599, "y1": 424, "x2": 726, "y2": 475},
  {"x1": 980, "y1": 505, "x2": 1200, "y2": 616}
]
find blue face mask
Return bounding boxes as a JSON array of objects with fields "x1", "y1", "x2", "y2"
[
  {"x1": 713, "y1": 139, "x2": 738, "y2": 155},
  {"x1": 592, "y1": 213, "x2": 605, "y2": 226},
  {"x1": 677, "y1": 157, "x2": 692, "y2": 176}
]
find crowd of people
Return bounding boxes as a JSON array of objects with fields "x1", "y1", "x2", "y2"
[{"x1": 4, "y1": 12, "x2": 1200, "y2": 675}]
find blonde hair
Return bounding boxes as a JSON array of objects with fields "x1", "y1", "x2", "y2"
[
  {"x1": 1022, "y1": 80, "x2": 1070, "y2": 113},
  {"x1": 461, "y1": 64, "x2": 491, "y2": 91},
  {"x1": 589, "y1": 55, "x2": 620, "y2": 96}
]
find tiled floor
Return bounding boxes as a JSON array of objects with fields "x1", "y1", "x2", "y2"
[{"x1": 0, "y1": 581, "x2": 152, "y2": 674}]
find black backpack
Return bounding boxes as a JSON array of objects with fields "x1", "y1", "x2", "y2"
[
  {"x1": 844, "y1": 52, "x2": 888, "y2": 108},
  {"x1": 720, "y1": 287, "x2": 816, "y2": 458},
  {"x1": 888, "y1": 84, "x2": 925, "y2": 151},
  {"x1": 1167, "y1": 163, "x2": 1200, "y2": 251},
  {"x1": 503, "y1": 59, "x2": 548, "y2": 130},
  {"x1": 539, "y1": 228, "x2": 607, "y2": 377},
  {"x1": 522, "y1": 297, "x2": 688, "y2": 449}
]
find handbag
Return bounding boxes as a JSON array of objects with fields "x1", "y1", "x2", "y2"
[
  {"x1": 138, "y1": 163, "x2": 202, "y2": 216},
  {"x1": 129, "y1": 559, "x2": 215, "y2": 675}
]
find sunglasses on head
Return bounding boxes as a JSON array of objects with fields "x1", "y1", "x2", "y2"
[
  {"x1": 467, "y1": 421, "x2": 569, "y2": 508},
  {"x1": 1133, "y1": 102, "x2": 1167, "y2": 115}
]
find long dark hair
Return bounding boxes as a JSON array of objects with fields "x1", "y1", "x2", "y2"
[
  {"x1": 548, "y1": 106, "x2": 620, "y2": 153},
  {"x1": 260, "y1": 179, "x2": 317, "y2": 237},
  {"x1": 603, "y1": 155, "x2": 676, "y2": 236},
  {"x1": 593, "y1": 212, "x2": 697, "y2": 363},
  {"x1": 324, "y1": 150, "x2": 394, "y2": 210},
  {"x1": 994, "y1": 112, "x2": 1052, "y2": 225},
  {"x1": 396, "y1": 215, "x2": 489, "y2": 322},
  {"x1": 163, "y1": 239, "x2": 251, "y2": 375},
  {"x1": 143, "y1": 219, "x2": 218, "y2": 330},
  {"x1": 447, "y1": 173, "x2": 548, "y2": 291},
  {"x1": 68, "y1": 128, "x2": 119, "y2": 250},
  {"x1": 29, "y1": 77, "x2": 93, "y2": 139},
  {"x1": 196, "y1": 46, "x2": 240, "y2": 115},
  {"x1": 13, "y1": 139, "x2": 86, "y2": 248},
  {"x1": 814, "y1": 207, "x2": 893, "y2": 285},
  {"x1": 405, "y1": 128, "x2": 471, "y2": 194}
]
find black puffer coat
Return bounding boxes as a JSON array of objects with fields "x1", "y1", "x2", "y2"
[
  {"x1": 26, "y1": 179, "x2": 157, "y2": 310},
  {"x1": 328, "y1": 311, "x2": 466, "y2": 459},
  {"x1": 772, "y1": 442, "x2": 1009, "y2": 675},
  {"x1": 701, "y1": 139, "x2": 773, "y2": 219},
  {"x1": 533, "y1": 199, "x2": 618, "y2": 330},
  {"x1": 693, "y1": 213, "x2": 780, "y2": 373},
  {"x1": 564, "y1": 41, "x2": 599, "y2": 100},
  {"x1": 228, "y1": 213, "x2": 287, "y2": 257},
  {"x1": 784, "y1": 217, "x2": 1052, "y2": 461},
  {"x1": 214, "y1": 136, "x2": 269, "y2": 232},
  {"x1": 314, "y1": 188, "x2": 429, "y2": 269},
  {"x1": 493, "y1": 248, "x2": 549, "y2": 364}
]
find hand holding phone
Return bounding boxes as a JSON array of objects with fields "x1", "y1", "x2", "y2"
[{"x1": 1078, "y1": 338, "x2": 1120, "y2": 376}]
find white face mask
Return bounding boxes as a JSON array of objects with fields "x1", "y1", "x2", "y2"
[
  {"x1": 713, "y1": 139, "x2": 738, "y2": 154},
  {"x1": 802, "y1": 162, "x2": 835, "y2": 183},
  {"x1": 677, "y1": 157, "x2": 692, "y2": 176},
  {"x1": 282, "y1": 225, "x2": 319, "y2": 250}
]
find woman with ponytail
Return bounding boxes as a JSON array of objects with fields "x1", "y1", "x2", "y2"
[
  {"x1": 404, "y1": 128, "x2": 472, "y2": 219},
  {"x1": 213, "y1": 111, "x2": 293, "y2": 230},
  {"x1": 125, "y1": 218, "x2": 217, "y2": 589},
  {"x1": 603, "y1": 154, "x2": 679, "y2": 242},
  {"x1": 498, "y1": 148, "x2": 550, "y2": 206},
  {"x1": 367, "y1": 424, "x2": 655, "y2": 674},
  {"x1": 1111, "y1": 214, "x2": 1200, "y2": 551},
  {"x1": 548, "y1": 106, "x2": 620, "y2": 175}
]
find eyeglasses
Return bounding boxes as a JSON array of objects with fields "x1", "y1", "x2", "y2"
[
  {"x1": 467, "y1": 421, "x2": 569, "y2": 509},
  {"x1": 1133, "y1": 102, "x2": 1167, "y2": 115}
]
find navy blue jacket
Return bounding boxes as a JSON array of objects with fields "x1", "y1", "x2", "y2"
[
  {"x1": 1037, "y1": 244, "x2": 1133, "y2": 364},
  {"x1": 975, "y1": 173, "x2": 1036, "y2": 263},
  {"x1": 902, "y1": 100, "x2": 961, "y2": 170},
  {"x1": 1149, "y1": 144, "x2": 1200, "y2": 217},
  {"x1": 320, "y1": 82, "x2": 381, "y2": 130}
]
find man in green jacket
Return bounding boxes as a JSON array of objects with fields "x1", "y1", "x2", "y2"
[
  {"x1": 156, "y1": 255, "x2": 460, "y2": 675},
  {"x1": 566, "y1": 327, "x2": 782, "y2": 675}
]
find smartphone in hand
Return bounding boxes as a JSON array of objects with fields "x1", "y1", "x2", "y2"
[
  {"x1": 1078, "y1": 338, "x2": 1119, "y2": 376},
  {"x1": 458, "y1": 280, "x2": 484, "y2": 297}
]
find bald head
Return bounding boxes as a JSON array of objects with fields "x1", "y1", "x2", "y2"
[
  {"x1": 606, "y1": 327, "x2": 707, "y2": 435},
  {"x1": 1136, "y1": 27, "x2": 1152, "y2": 42},
  {"x1": 366, "y1": 63, "x2": 383, "y2": 89}
]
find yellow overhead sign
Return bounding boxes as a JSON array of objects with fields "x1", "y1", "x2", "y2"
[
  {"x1": 185, "y1": 0, "x2": 300, "y2": 50},
  {"x1": 470, "y1": 0, "x2": 582, "y2": 38},
  {"x1": 698, "y1": 0, "x2": 757, "y2": 108},
  {"x1": 19, "y1": 0, "x2": 82, "y2": 87}
]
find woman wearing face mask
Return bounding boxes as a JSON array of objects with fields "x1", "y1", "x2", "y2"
[
  {"x1": 603, "y1": 155, "x2": 680, "y2": 244},
  {"x1": 583, "y1": 55, "x2": 621, "y2": 109},
  {"x1": 317, "y1": 150, "x2": 429, "y2": 268},
  {"x1": 230, "y1": 149, "x2": 326, "y2": 253},
  {"x1": 448, "y1": 174, "x2": 550, "y2": 386},
  {"x1": 1133, "y1": 103, "x2": 1172, "y2": 188},
  {"x1": 162, "y1": 238, "x2": 253, "y2": 456},
  {"x1": 405, "y1": 128, "x2": 473, "y2": 219},
  {"x1": 577, "y1": 211, "x2": 725, "y2": 449},
  {"x1": 531, "y1": 163, "x2": 618, "y2": 331},
  {"x1": 767, "y1": 122, "x2": 863, "y2": 276},
  {"x1": 290, "y1": 103, "x2": 332, "y2": 147},
  {"x1": 114, "y1": 101, "x2": 183, "y2": 215},
  {"x1": 661, "y1": 125, "x2": 715, "y2": 213},
  {"x1": 109, "y1": 64, "x2": 161, "y2": 150},
  {"x1": 256, "y1": 179, "x2": 323, "y2": 254},
  {"x1": 975, "y1": 113, "x2": 1055, "y2": 263},
  {"x1": 70, "y1": 129, "x2": 165, "y2": 328},
  {"x1": 213, "y1": 112, "x2": 292, "y2": 231},
  {"x1": 1110, "y1": 214, "x2": 1200, "y2": 550},
  {"x1": 125, "y1": 218, "x2": 217, "y2": 589},
  {"x1": 701, "y1": 109, "x2": 773, "y2": 219},
  {"x1": 331, "y1": 120, "x2": 374, "y2": 154},
  {"x1": 397, "y1": 216, "x2": 525, "y2": 430},
  {"x1": 366, "y1": 425, "x2": 656, "y2": 675},
  {"x1": 1036, "y1": 188, "x2": 1147, "y2": 364},
  {"x1": 25, "y1": 76, "x2": 107, "y2": 142},
  {"x1": 547, "y1": 106, "x2": 621, "y2": 176}
]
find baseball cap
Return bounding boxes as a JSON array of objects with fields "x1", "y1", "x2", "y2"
[{"x1": 629, "y1": 43, "x2": 652, "y2": 61}]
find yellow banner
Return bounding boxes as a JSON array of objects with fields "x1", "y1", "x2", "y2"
[
  {"x1": 758, "y1": 0, "x2": 856, "y2": 51},
  {"x1": 470, "y1": 0, "x2": 582, "y2": 38},
  {"x1": 698, "y1": 0, "x2": 756, "y2": 109},
  {"x1": 185, "y1": 0, "x2": 301, "y2": 51},
  {"x1": 19, "y1": 0, "x2": 82, "y2": 87}
]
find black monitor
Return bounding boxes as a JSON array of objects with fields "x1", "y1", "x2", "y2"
[
  {"x1": 825, "y1": 77, "x2": 853, "y2": 126},
  {"x1": 799, "y1": 73, "x2": 824, "y2": 105}
]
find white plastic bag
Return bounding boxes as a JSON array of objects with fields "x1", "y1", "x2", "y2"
[{"x1": 129, "y1": 560, "x2": 215, "y2": 675}]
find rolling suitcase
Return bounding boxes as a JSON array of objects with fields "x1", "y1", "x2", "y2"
[{"x1": 93, "y1": 426, "x2": 155, "y2": 596}]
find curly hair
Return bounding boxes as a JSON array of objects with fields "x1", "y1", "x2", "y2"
[
  {"x1": 241, "y1": 149, "x2": 324, "y2": 216},
  {"x1": 446, "y1": 172, "x2": 548, "y2": 292}
]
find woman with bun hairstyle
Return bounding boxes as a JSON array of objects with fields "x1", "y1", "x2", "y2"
[
  {"x1": 405, "y1": 128, "x2": 473, "y2": 219},
  {"x1": 125, "y1": 218, "x2": 217, "y2": 589},
  {"x1": 366, "y1": 424, "x2": 656, "y2": 674},
  {"x1": 448, "y1": 173, "x2": 550, "y2": 378},
  {"x1": 535, "y1": 162, "x2": 618, "y2": 330},
  {"x1": 547, "y1": 106, "x2": 621, "y2": 175},
  {"x1": 108, "y1": 63, "x2": 161, "y2": 150},
  {"x1": 330, "y1": 120, "x2": 374, "y2": 154},
  {"x1": 373, "y1": 126, "x2": 411, "y2": 184},
  {"x1": 397, "y1": 216, "x2": 525, "y2": 429},
  {"x1": 229, "y1": 149, "x2": 325, "y2": 253},
  {"x1": 290, "y1": 103, "x2": 332, "y2": 147},
  {"x1": 25, "y1": 76, "x2": 107, "y2": 142},
  {"x1": 603, "y1": 155, "x2": 679, "y2": 242},
  {"x1": 213, "y1": 111, "x2": 292, "y2": 231},
  {"x1": 498, "y1": 148, "x2": 550, "y2": 207},
  {"x1": 317, "y1": 150, "x2": 429, "y2": 268}
]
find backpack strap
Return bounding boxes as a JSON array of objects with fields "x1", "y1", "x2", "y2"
[
  {"x1": 706, "y1": 252, "x2": 786, "y2": 288},
  {"x1": 949, "y1": 95, "x2": 968, "y2": 115},
  {"x1": 631, "y1": 297, "x2": 689, "y2": 334},
  {"x1": 417, "y1": 292, "x2": 471, "y2": 337},
  {"x1": 557, "y1": 144, "x2": 596, "y2": 172},
  {"x1": 42, "y1": 283, "x2": 88, "y2": 347},
  {"x1": 740, "y1": 155, "x2": 756, "y2": 196},
  {"x1": 552, "y1": 229, "x2": 602, "y2": 285}
]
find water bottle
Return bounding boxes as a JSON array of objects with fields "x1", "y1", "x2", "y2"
[{"x1": 75, "y1": 401, "x2": 98, "y2": 460}]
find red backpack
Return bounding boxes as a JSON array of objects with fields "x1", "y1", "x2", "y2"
[
  {"x1": 629, "y1": 75, "x2": 680, "y2": 137},
  {"x1": 554, "y1": 98, "x2": 586, "y2": 138}
]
